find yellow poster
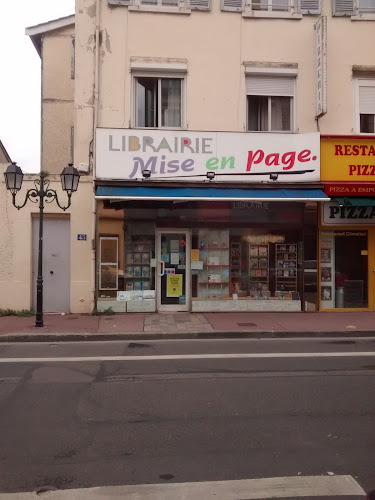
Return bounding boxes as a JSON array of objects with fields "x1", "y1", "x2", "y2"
[
  {"x1": 191, "y1": 249, "x2": 200, "y2": 261},
  {"x1": 167, "y1": 274, "x2": 183, "y2": 297}
]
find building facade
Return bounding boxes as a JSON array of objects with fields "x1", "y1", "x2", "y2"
[{"x1": 2, "y1": 0, "x2": 375, "y2": 314}]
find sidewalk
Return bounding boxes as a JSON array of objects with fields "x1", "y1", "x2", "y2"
[{"x1": 1, "y1": 311, "x2": 375, "y2": 341}]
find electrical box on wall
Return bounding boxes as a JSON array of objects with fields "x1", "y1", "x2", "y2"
[{"x1": 78, "y1": 163, "x2": 90, "y2": 174}]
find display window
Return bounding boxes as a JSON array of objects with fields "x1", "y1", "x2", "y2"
[
  {"x1": 190, "y1": 228, "x2": 304, "y2": 303},
  {"x1": 97, "y1": 200, "x2": 318, "y2": 312},
  {"x1": 319, "y1": 229, "x2": 369, "y2": 309}
]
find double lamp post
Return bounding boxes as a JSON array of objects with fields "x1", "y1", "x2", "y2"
[{"x1": 4, "y1": 163, "x2": 80, "y2": 327}]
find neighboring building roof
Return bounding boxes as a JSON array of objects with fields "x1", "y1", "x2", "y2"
[
  {"x1": 0, "y1": 141, "x2": 12, "y2": 163},
  {"x1": 25, "y1": 14, "x2": 75, "y2": 57}
]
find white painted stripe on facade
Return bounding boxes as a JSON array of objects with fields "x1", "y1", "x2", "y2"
[
  {"x1": 0, "y1": 475, "x2": 365, "y2": 499},
  {"x1": 0, "y1": 351, "x2": 375, "y2": 363}
]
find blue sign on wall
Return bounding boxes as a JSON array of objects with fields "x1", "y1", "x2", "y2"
[{"x1": 77, "y1": 234, "x2": 87, "y2": 241}]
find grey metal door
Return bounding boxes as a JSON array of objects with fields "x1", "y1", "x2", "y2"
[{"x1": 32, "y1": 217, "x2": 71, "y2": 313}]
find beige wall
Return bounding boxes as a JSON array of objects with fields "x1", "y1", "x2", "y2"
[
  {"x1": 0, "y1": 166, "x2": 93, "y2": 313},
  {"x1": 41, "y1": 25, "x2": 75, "y2": 174},
  {"x1": 73, "y1": 0, "x2": 375, "y2": 168}
]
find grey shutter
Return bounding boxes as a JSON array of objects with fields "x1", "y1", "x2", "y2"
[
  {"x1": 300, "y1": 0, "x2": 321, "y2": 14},
  {"x1": 108, "y1": 0, "x2": 133, "y2": 5},
  {"x1": 359, "y1": 85, "x2": 375, "y2": 114},
  {"x1": 162, "y1": 0, "x2": 179, "y2": 5},
  {"x1": 332, "y1": 0, "x2": 354, "y2": 15},
  {"x1": 141, "y1": 0, "x2": 158, "y2": 4},
  {"x1": 246, "y1": 75, "x2": 295, "y2": 97},
  {"x1": 189, "y1": 0, "x2": 211, "y2": 9},
  {"x1": 221, "y1": 0, "x2": 244, "y2": 11}
]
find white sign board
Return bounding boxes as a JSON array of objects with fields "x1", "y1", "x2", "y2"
[
  {"x1": 316, "y1": 16, "x2": 327, "y2": 117},
  {"x1": 96, "y1": 129, "x2": 320, "y2": 183},
  {"x1": 323, "y1": 202, "x2": 375, "y2": 225}
]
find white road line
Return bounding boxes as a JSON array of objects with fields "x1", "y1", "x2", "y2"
[
  {"x1": 0, "y1": 351, "x2": 375, "y2": 363},
  {"x1": 0, "y1": 475, "x2": 365, "y2": 499}
]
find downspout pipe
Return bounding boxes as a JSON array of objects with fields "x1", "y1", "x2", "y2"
[{"x1": 91, "y1": 0, "x2": 100, "y2": 311}]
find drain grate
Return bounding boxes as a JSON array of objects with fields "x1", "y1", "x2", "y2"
[{"x1": 237, "y1": 322, "x2": 257, "y2": 327}]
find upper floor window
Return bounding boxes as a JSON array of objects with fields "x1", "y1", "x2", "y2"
[
  {"x1": 356, "y1": 79, "x2": 375, "y2": 133},
  {"x1": 221, "y1": 0, "x2": 321, "y2": 15},
  {"x1": 140, "y1": 0, "x2": 179, "y2": 5},
  {"x1": 135, "y1": 76, "x2": 184, "y2": 128},
  {"x1": 109, "y1": 0, "x2": 211, "y2": 10},
  {"x1": 333, "y1": 0, "x2": 375, "y2": 16},
  {"x1": 250, "y1": 0, "x2": 294, "y2": 12},
  {"x1": 246, "y1": 74, "x2": 295, "y2": 132},
  {"x1": 358, "y1": 0, "x2": 375, "y2": 12}
]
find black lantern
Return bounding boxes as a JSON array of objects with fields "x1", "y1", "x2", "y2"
[
  {"x1": 60, "y1": 163, "x2": 80, "y2": 193},
  {"x1": 4, "y1": 162, "x2": 24, "y2": 193},
  {"x1": 4, "y1": 163, "x2": 80, "y2": 328}
]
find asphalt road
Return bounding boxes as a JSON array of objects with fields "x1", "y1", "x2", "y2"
[{"x1": 0, "y1": 337, "x2": 374, "y2": 498}]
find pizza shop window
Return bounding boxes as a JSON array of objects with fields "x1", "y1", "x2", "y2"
[
  {"x1": 246, "y1": 73, "x2": 296, "y2": 132},
  {"x1": 356, "y1": 79, "x2": 375, "y2": 133},
  {"x1": 135, "y1": 76, "x2": 184, "y2": 128}
]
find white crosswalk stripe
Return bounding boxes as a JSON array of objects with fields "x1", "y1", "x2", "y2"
[{"x1": 0, "y1": 475, "x2": 366, "y2": 499}]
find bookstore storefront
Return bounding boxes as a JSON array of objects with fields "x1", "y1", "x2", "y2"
[
  {"x1": 95, "y1": 129, "x2": 324, "y2": 313},
  {"x1": 320, "y1": 136, "x2": 375, "y2": 310}
]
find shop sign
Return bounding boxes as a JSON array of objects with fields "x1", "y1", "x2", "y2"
[
  {"x1": 321, "y1": 136, "x2": 375, "y2": 182},
  {"x1": 315, "y1": 16, "x2": 327, "y2": 117},
  {"x1": 96, "y1": 129, "x2": 320, "y2": 183},
  {"x1": 324, "y1": 183, "x2": 375, "y2": 196},
  {"x1": 323, "y1": 202, "x2": 375, "y2": 225}
]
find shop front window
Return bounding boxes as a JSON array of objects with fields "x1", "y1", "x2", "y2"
[
  {"x1": 320, "y1": 230, "x2": 368, "y2": 309},
  {"x1": 191, "y1": 228, "x2": 304, "y2": 305}
]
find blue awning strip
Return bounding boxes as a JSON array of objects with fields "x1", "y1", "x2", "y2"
[{"x1": 96, "y1": 186, "x2": 329, "y2": 202}]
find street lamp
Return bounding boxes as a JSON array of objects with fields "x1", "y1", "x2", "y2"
[{"x1": 4, "y1": 163, "x2": 80, "y2": 327}]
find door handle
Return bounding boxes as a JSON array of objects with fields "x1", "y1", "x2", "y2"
[{"x1": 159, "y1": 260, "x2": 165, "y2": 277}]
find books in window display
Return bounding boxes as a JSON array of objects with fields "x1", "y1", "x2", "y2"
[
  {"x1": 258, "y1": 246, "x2": 268, "y2": 256},
  {"x1": 249, "y1": 246, "x2": 258, "y2": 256},
  {"x1": 258, "y1": 258, "x2": 268, "y2": 268},
  {"x1": 250, "y1": 259, "x2": 259, "y2": 268}
]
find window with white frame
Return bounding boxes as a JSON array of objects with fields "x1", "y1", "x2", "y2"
[
  {"x1": 358, "y1": 0, "x2": 375, "y2": 13},
  {"x1": 246, "y1": 74, "x2": 295, "y2": 132},
  {"x1": 139, "y1": 0, "x2": 179, "y2": 6},
  {"x1": 333, "y1": 0, "x2": 375, "y2": 15},
  {"x1": 108, "y1": 0, "x2": 211, "y2": 9},
  {"x1": 356, "y1": 79, "x2": 375, "y2": 133},
  {"x1": 221, "y1": 0, "x2": 321, "y2": 14},
  {"x1": 250, "y1": 0, "x2": 295, "y2": 12},
  {"x1": 134, "y1": 76, "x2": 184, "y2": 128}
]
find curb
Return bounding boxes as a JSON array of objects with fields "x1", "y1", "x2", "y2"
[{"x1": 1, "y1": 330, "x2": 375, "y2": 342}]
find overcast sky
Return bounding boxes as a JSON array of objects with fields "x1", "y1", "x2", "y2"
[{"x1": 0, "y1": 1, "x2": 75, "y2": 173}]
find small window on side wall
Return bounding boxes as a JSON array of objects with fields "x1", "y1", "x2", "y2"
[
  {"x1": 356, "y1": 79, "x2": 375, "y2": 133},
  {"x1": 246, "y1": 75, "x2": 295, "y2": 132},
  {"x1": 135, "y1": 76, "x2": 183, "y2": 128}
]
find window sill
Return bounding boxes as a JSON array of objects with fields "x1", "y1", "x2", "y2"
[
  {"x1": 247, "y1": 130, "x2": 296, "y2": 134},
  {"x1": 128, "y1": 6, "x2": 191, "y2": 14},
  {"x1": 351, "y1": 13, "x2": 375, "y2": 20},
  {"x1": 132, "y1": 126, "x2": 186, "y2": 130},
  {"x1": 242, "y1": 11, "x2": 302, "y2": 20}
]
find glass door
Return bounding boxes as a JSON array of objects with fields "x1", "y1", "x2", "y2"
[{"x1": 156, "y1": 229, "x2": 191, "y2": 312}]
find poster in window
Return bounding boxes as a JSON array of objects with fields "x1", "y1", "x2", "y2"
[
  {"x1": 321, "y1": 267, "x2": 331, "y2": 282},
  {"x1": 321, "y1": 248, "x2": 331, "y2": 263},
  {"x1": 321, "y1": 286, "x2": 332, "y2": 301},
  {"x1": 167, "y1": 274, "x2": 183, "y2": 297}
]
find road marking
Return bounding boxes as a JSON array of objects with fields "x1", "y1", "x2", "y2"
[
  {"x1": 0, "y1": 475, "x2": 365, "y2": 499},
  {"x1": 0, "y1": 351, "x2": 375, "y2": 363}
]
